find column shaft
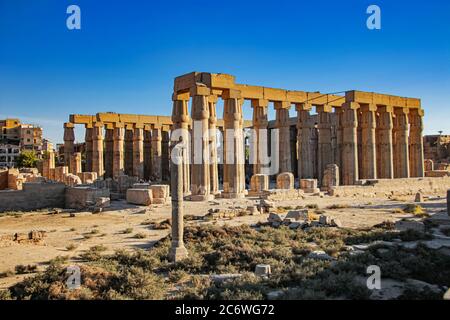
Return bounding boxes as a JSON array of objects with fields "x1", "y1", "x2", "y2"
[
  {"x1": 151, "y1": 127, "x2": 162, "y2": 181},
  {"x1": 84, "y1": 126, "x2": 93, "y2": 172},
  {"x1": 376, "y1": 107, "x2": 394, "y2": 179},
  {"x1": 296, "y1": 104, "x2": 316, "y2": 179},
  {"x1": 133, "y1": 126, "x2": 144, "y2": 179},
  {"x1": 409, "y1": 109, "x2": 425, "y2": 177},
  {"x1": 208, "y1": 96, "x2": 219, "y2": 194},
  {"x1": 393, "y1": 108, "x2": 410, "y2": 178},
  {"x1": 360, "y1": 104, "x2": 377, "y2": 179},
  {"x1": 341, "y1": 102, "x2": 359, "y2": 185},
  {"x1": 162, "y1": 129, "x2": 170, "y2": 181},
  {"x1": 317, "y1": 106, "x2": 333, "y2": 183},
  {"x1": 91, "y1": 123, "x2": 104, "y2": 178},
  {"x1": 63, "y1": 122, "x2": 75, "y2": 172},
  {"x1": 113, "y1": 124, "x2": 125, "y2": 178},
  {"x1": 251, "y1": 100, "x2": 268, "y2": 175},
  {"x1": 222, "y1": 89, "x2": 245, "y2": 198},
  {"x1": 104, "y1": 128, "x2": 114, "y2": 178},
  {"x1": 275, "y1": 102, "x2": 291, "y2": 173}
]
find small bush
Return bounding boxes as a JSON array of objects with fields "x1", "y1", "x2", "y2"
[
  {"x1": 133, "y1": 233, "x2": 147, "y2": 239},
  {"x1": 0, "y1": 270, "x2": 15, "y2": 278},
  {"x1": 326, "y1": 204, "x2": 350, "y2": 210},
  {"x1": 66, "y1": 244, "x2": 77, "y2": 251},
  {"x1": 403, "y1": 204, "x2": 427, "y2": 217},
  {"x1": 15, "y1": 265, "x2": 37, "y2": 274},
  {"x1": 123, "y1": 228, "x2": 133, "y2": 234}
]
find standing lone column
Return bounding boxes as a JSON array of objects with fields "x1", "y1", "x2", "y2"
[
  {"x1": 133, "y1": 124, "x2": 144, "y2": 179},
  {"x1": 341, "y1": 102, "x2": 359, "y2": 185},
  {"x1": 85, "y1": 124, "x2": 93, "y2": 173},
  {"x1": 113, "y1": 123, "x2": 125, "y2": 178},
  {"x1": 91, "y1": 122, "x2": 104, "y2": 178},
  {"x1": 409, "y1": 108, "x2": 425, "y2": 178},
  {"x1": 151, "y1": 126, "x2": 162, "y2": 181},
  {"x1": 360, "y1": 104, "x2": 377, "y2": 180},
  {"x1": 190, "y1": 85, "x2": 211, "y2": 201},
  {"x1": 393, "y1": 107, "x2": 410, "y2": 178},
  {"x1": 251, "y1": 99, "x2": 269, "y2": 175},
  {"x1": 222, "y1": 89, "x2": 246, "y2": 199},
  {"x1": 63, "y1": 122, "x2": 75, "y2": 173},
  {"x1": 275, "y1": 102, "x2": 291, "y2": 173},
  {"x1": 169, "y1": 144, "x2": 188, "y2": 262},
  {"x1": 376, "y1": 106, "x2": 394, "y2": 179},
  {"x1": 208, "y1": 95, "x2": 219, "y2": 195},
  {"x1": 171, "y1": 95, "x2": 191, "y2": 195},
  {"x1": 143, "y1": 125, "x2": 152, "y2": 181},
  {"x1": 296, "y1": 103, "x2": 315, "y2": 179},
  {"x1": 317, "y1": 105, "x2": 333, "y2": 183}
]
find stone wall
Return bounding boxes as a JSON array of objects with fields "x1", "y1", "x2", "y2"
[
  {"x1": 329, "y1": 177, "x2": 450, "y2": 198},
  {"x1": 0, "y1": 182, "x2": 66, "y2": 212},
  {"x1": 65, "y1": 186, "x2": 110, "y2": 209},
  {"x1": 0, "y1": 169, "x2": 7, "y2": 190}
]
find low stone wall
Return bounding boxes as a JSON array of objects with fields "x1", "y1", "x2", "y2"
[
  {"x1": 65, "y1": 186, "x2": 110, "y2": 209},
  {"x1": 0, "y1": 182, "x2": 66, "y2": 212},
  {"x1": 329, "y1": 177, "x2": 450, "y2": 198}
]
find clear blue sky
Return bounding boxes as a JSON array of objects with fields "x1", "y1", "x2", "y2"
[{"x1": 1, "y1": 0, "x2": 449, "y2": 144}]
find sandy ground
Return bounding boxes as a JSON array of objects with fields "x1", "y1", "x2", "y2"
[{"x1": 0, "y1": 193, "x2": 448, "y2": 289}]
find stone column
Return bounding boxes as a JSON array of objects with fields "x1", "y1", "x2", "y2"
[
  {"x1": 335, "y1": 108, "x2": 344, "y2": 180},
  {"x1": 222, "y1": 89, "x2": 245, "y2": 198},
  {"x1": 360, "y1": 104, "x2": 377, "y2": 180},
  {"x1": 208, "y1": 95, "x2": 219, "y2": 195},
  {"x1": 133, "y1": 124, "x2": 144, "y2": 179},
  {"x1": 63, "y1": 122, "x2": 75, "y2": 172},
  {"x1": 43, "y1": 151, "x2": 55, "y2": 179},
  {"x1": 91, "y1": 122, "x2": 104, "y2": 178},
  {"x1": 275, "y1": 101, "x2": 291, "y2": 173},
  {"x1": 409, "y1": 108, "x2": 425, "y2": 178},
  {"x1": 190, "y1": 85, "x2": 211, "y2": 201},
  {"x1": 341, "y1": 102, "x2": 359, "y2": 185},
  {"x1": 317, "y1": 105, "x2": 333, "y2": 183},
  {"x1": 169, "y1": 144, "x2": 188, "y2": 262},
  {"x1": 113, "y1": 123, "x2": 125, "y2": 178},
  {"x1": 171, "y1": 95, "x2": 191, "y2": 195},
  {"x1": 393, "y1": 107, "x2": 410, "y2": 178},
  {"x1": 296, "y1": 103, "x2": 315, "y2": 179},
  {"x1": 124, "y1": 127, "x2": 134, "y2": 176},
  {"x1": 104, "y1": 125, "x2": 114, "y2": 178},
  {"x1": 376, "y1": 106, "x2": 394, "y2": 179},
  {"x1": 143, "y1": 125, "x2": 152, "y2": 180},
  {"x1": 70, "y1": 152, "x2": 82, "y2": 175},
  {"x1": 151, "y1": 126, "x2": 162, "y2": 181},
  {"x1": 251, "y1": 99, "x2": 269, "y2": 175},
  {"x1": 162, "y1": 128, "x2": 170, "y2": 181},
  {"x1": 84, "y1": 124, "x2": 93, "y2": 173}
]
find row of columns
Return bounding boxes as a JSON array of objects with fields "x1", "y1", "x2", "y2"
[{"x1": 63, "y1": 122, "x2": 170, "y2": 181}]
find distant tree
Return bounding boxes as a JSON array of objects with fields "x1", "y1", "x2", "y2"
[{"x1": 15, "y1": 150, "x2": 38, "y2": 168}]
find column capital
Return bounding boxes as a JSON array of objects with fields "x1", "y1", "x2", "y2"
[
  {"x1": 378, "y1": 105, "x2": 394, "y2": 113},
  {"x1": 113, "y1": 122, "x2": 125, "y2": 129},
  {"x1": 208, "y1": 95, "x2": 219, "y2": 103},
  {"x1": 251, "y1": 99, "x2": 269, "y2": 108},
  {"x1": 64, "y1": 122, "x2": 75, "y2": 129},
  {"x1": 316, "y1": 104, "x2": 333, "y2": 113},
  {"x1": 222, "y1": 89, "x2": 241, "y2": 100},
  {"x1": 93, "y1": 122, "x2": 104, "y2": 128},
  {"x1": 295, "y1": 103, "x2": 312, "y2": 111},
  {"x1": 409, "y1": 108, "x2": 425, "y2": 117},
  {"x1": 342, "y1": 102, "x2": 360, "y2": 110},
  {"x1": 190, "y1": 85, "x2": 210, "y2": 96},
  {"x1": 134, "y1": 123, "x2": 144, "y2": 129},
  {"x1": 360, "y1": 103, "x2": 377, "y2": 112},
  {"x1": 394, "y1": 107, "x2": 409, "y2": 115},
  {"x1": 85, "y1": 123, "x2": 93, "y2": 129},
  {"x1": 172, "y1": 92, "x2": 190, "y2": 101},
  {"x1": 274, "y1": 101, "x2": 291, "y2": 110},
  {"x1": 105, "y1": 123, "x2": 114, "y2": 130}
]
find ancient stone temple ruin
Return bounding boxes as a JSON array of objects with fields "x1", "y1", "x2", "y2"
[{"x1": 170, "y1": 72, "x2": 425, "y2": 200}]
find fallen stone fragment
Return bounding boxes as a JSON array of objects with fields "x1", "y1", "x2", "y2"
[
  {"x1": 255, "y1": 264, "x2": 271, "y2": 277},
  {"x1": 307, "y1": 250, "x2": 333, "y2": 260}
]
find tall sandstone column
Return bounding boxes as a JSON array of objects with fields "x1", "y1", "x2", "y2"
[
  {"x1": 275, "y1": 101, "x2": 291, "y2": 174},
  {"x1": 222, "y1": 89, "x2": 245, "y2": 198},
  {"x1": 85, "y1": 124, "x2": 93, "y2": 173},
  {"x1": 317, "y1": 105, "x2": 333, "y2": 183},
  {"x1": 124, "y1": 128, "x2": 134, "y2": 176},
  {"x1": 113, "y1": 123, "x2": 125, "y2": 178},
  {"x1": 104, "y1": 126, "x2": 114, "y2": 178},
  {"x1": 251, "y1": 99, "x2": 269, "y2": 175},
  {"x1": 190, "y1": 85, "x2": 211, "y2": 200},
  {"x1": 409, "y1": 108, "x2": 425, "y2": 178},
  {"x1": 133, "y1": 124, "x2": 144, "y2": 179},
  {"x1": 360, "y1": 104, "x2": 377, "y2": 179},
  {"x1": 161, "y1": 128, "x2": 170, "y2": 181},
  {"x1": 376, "y1": 106, "x2": 394, "y2": 179},
  {"x1": 70, "y1": 152, "x2": 82, "y2": 175},
  {"x1": 143, "y1": 126, "x2": 152, "y2": 180},
  {"x1": 171, "y1": 96, "x2": 191, "y2": 195},
  {"x1": 393, "y1": 107, "x2": 410, "y2": 178},
  {"x1": 296, "y1": 103, "x2": 315, "y2": 179},
  {"x1": 63, "y1": 122, "x2": 75, "y2": 172},
  {"x1": 151, "y1": 126, "x2": 162, "y2": 181},
  {"x1": 208, "y1": 95, "x2": 219, "y2": 195},
  {"x1": 341, "y1": 102, "x2": 359, "y2": 185},
  {"x1": 169, "y1": 144, "x2": 188, "y2": 262},
  {"x1": 91, "y1": 122, "x2": 104, "y2": 178}
]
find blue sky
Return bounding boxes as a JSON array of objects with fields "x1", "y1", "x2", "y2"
[{"x1": 1, "y1": 0, "x2": 449, "y2": 143}]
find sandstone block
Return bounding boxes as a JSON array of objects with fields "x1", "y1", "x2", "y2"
[
  {"x1": 249, "y1": 174, "x2": 269, "y2": 195},
  {"x1": 415, "y1": 192, "x2": 424, "y2": 203},
  {"x1": 268, "y1": 212, "x2": 284, "y2": 223},
  {"x1": 300, "y1": 179, "x2": 320, "y2": 193},
  {"x1": 255, "y1": 264, "x2": 271, "y2": 277},
  {"x1": 322, "y1": 164, "x2": 340, "y2": 190},
  {"x1": 95, "y1": 197, "x2": 110, "y2": 208},
  {"x1": 285, "y1": 210, "x2": 308, "y2": 221},
  {"x1": 64, "y1": 173, "x2": 82, "y2": 187},
  {"x1": 276, "y1": 172, "x2": 294, "y2": 190},
  {"x1": 126, "y1": 189, "x2": 152, "y2": 206},
  {"x1": 424, "y1": 159, "x2": 434, "y2": 172}
]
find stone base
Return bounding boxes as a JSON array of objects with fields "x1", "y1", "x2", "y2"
[
  {"x1": 169, "y1": 245, "x2": 188, "y2": 262},
  {"x1": 261, "y1": 189, "x2": 304, "y2": 201},
  {"x1": 247, "y1": 191, "x2": 267, "y2": 198},
  {"x1": 221, "y1": 192, "x2": 246, "y2": 199},
  {"x1": 304, "y1": 188, "x2": 321, "y2": 194},
  {"x1": 188, "y1": 194, "x2": 214, "y2": 201}
]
